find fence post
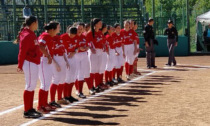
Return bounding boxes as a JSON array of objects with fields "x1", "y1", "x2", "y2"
[
  {"x1": 152, "y1": 0, "x2": 156, "y2": 35},
  {"x1": 186, "y1": 0, "x2": 190, "y2": 54},
  {"x1": 81, "y1": 0, "x2": 84, "y2": 22},
  {"x1": 13, "y1": 0, "x2": 16, "y2": 39},
  {"x1": 119, "y1": 0, "x2": 123, "y2": 27},
  {"x1": 44, "y1": 0, "x2": 48, "y2": 23}
]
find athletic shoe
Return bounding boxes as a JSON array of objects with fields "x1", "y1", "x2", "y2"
[
  {"x1": 100, "y1": 83, "x2": 109, "y2": 90},
  {"x1": 117, "y1": 78, "x2": 125, "y2": 83},
  {"x1": 78, "y1": 93, "x2": 86, "y2": 99},
  {"x1": 45, "y1": 104, "x2": 56, "y2": 111},
  {"x1": 165, "y1": 64, "x2": 171, "y2": 66},
  {"x1": 37, "y1": 106, "x2": 50, "y2": 114},
  {"x1": 65, "y1": 96, "x2": 79, "y2": 103},
  {"x1": 173, "y1": 62, "x2": 177, "y2": 66},
  {"x1": 57, "y1": 99, "x2": 69, "y2": 105},
  {"x1": 49, "y1": 101, "x2": 61, "y2": 108},
  {"x1": 110, "y1": 81, "x2": 117, "y2": 85},
  {"x1": 95, "y1": 86, "x2": 103, "y2": 93},
  {"x1": 147, "y1": 66, "x2": 151, "y2": 69},
  {"x1": 89, "y1": 88, "x2": 96, "y2": 95},
  {"x1": 126, "y1": 75, "x2": 131, "y2": 81},
  {"x1": 112, "y1": 78, "x2": 118, "y2": 83},
  {"x1": 151, "y1": 66, "x2": 157, "y2": 68},
  {"x1": 24, "y1": 109, "x2": 42, "y2": 118},
  {"x1": 106, "y1": 81, "x2": 113, "y2": 87}
]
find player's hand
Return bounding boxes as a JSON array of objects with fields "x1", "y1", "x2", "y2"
[
  {"x1": 17, "y1": 68, "x2": 23, "y2": 72},
  {"x1": 175, "y1": 42, "x2": 178, "y2": 47},
  {"x1": 68, "y1": 52, "x2": 75, "y2": 58},
  {"x1": 133, "y1": 48, "x2": 137, "y2": 55},
  {"x1": 47, "y1": 56, "x2": 52, "y2": 64},
  {"x1": 145, "y1": 42, "x2": 149, "y2": 47},
  {"x1": 55, "y1": 63, "x2": 61, "y2": 72},
  {"x1": 115, "y1": 52, "x2": 120, "y2": 56},
  {"x1": 123, "y1": 53, "x2": 126, "y2": 58},
  {"x1": 139, "y1": 48, "x2": 144, "y2": 51},
  {"x1": 91, "y1": 48, "x2": 96, "y2": 54}
]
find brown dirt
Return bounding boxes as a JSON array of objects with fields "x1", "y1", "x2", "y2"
[{"x1": 0, "y1": 56, "x2": 210, "y2": 126}]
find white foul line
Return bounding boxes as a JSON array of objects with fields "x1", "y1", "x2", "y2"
[
  {"x1": 20, "y1": 70, "x2": 157, "y2": 126},
  {"x1": 0, "y1": 100, "x2": 38, "y2": 116}
]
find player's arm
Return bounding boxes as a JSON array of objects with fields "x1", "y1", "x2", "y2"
[
  {"x1": 17, "y1": 36, "x2": 30, "y2": 71},
  {"x1": 38, "y1": 38, "x2": 52, "y2": 64}
]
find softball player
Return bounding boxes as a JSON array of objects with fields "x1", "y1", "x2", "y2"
[
  {"x1": 99, "y1": 23, "x2": 110, "y2": 89},
  {"x1": 37, "y1": 21, "x2": 60, "y2": 113},
  {"x1": 49, "y1": 35, "x2": 70, "y2": 108},
  {"x1": 86, "y1": 18, "x2": 105, "y2": 93},
  {"x1": 74, "y1": 23, "x2": 91, "y2": 98},
  {"x1": 112, "y1": 23, "x2": 126, "y2": 83},
  {"x1": 121, "y1": 20, "x2": 137, "y2": 80},
  {"x1": 60, "y1": 27, "x2": 79, "y2": 102},
  {"x1": 104, "y1": 25, "x2": 117, "y2": 86},
  {"x1": 130, "y1": 20, "x2": 141, "y2": 75},
  {"x1": 16, "y1": 16, "x2": 42, "y2": 118}
]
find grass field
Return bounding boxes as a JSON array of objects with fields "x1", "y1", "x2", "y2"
[{"x1": 0, "y1": 56, "x2": 210, "y2": 126}]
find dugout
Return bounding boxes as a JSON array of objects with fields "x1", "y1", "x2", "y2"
[{"x1": 196, "y1": 10, "x2": 210, "y2": 52}]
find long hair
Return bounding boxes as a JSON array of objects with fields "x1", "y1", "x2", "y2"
[
  {"x1": 90, "y1": 18, "x2": 101, "y2": 38},
  {"x1": 14, "y1": 16, "x2": 37, "y2": 44}
]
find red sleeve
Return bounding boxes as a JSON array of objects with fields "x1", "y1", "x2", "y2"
[
  {"x1": 18, "y1": 35, "x2": 30, "y2": 69},
  {"x1": 38, "y1": 35, "x2": 48, "y2": 47}
]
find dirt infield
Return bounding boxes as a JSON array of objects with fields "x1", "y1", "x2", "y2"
[{"x1": 0, "y1": 56, "x2": 210, "y2": 126}]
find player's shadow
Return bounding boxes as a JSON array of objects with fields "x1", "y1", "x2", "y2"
[
  {"x1": 85, "y1": 95, "x2": 146, "y2": 107},
  {"x1": 156, "y1": 68, "x2": 189, "y2": 71},
  {"x1": 112, "y1": 89, "x2": 162, "y2": 96},
  {"x1": 43, "y1": 117, "x2": 119, "y2": 125},
  {"x1": 141, "y1": 75, "x2": 182, "y2": 83},
  {"x1": 54, "y1": 111, "x2": 127, "y2": 119}
]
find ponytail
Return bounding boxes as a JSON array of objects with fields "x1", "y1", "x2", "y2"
[
  {"x1": 90, "y1": 18, "x2": 101, "y2": 38},
  {"x1": 13, "y1": 23, "x2": 27, "y2": 44},
  {"x1": 90, "y1": 19, "x2": 95, "y2": 38}
]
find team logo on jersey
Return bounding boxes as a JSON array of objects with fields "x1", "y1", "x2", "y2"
[
  {"x1": 96, "y1": 37, "x2": 102, "y2": 42},
  {"x1": 34, "y1": 40, "x2": 38, "y2": 45},
  {"x1": 60, "y1": 40, "x2": 63, "y2": 43},
  {"x1": 129, "y1": 33, "x2": 132, "y2": 36},
  {"x1": 69, "y1": 44, "x2": 76, "y2": 49}
]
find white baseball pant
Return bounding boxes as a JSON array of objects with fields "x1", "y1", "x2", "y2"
[
  {"x1": 39, "y1": 57, "x2": 53, "y2": 91},
  {"x1": 76, "y1": 52, "x2": 90, "y2": 81},
  {"x1": 124, "y1": 44, "x2": 135, "y2": 65},
  {"x1": 52, "y1": 55, "x2": 66, "y2": 85},
  {"x1": 23, "y1": 60, "x2": 39, "y2": 91},
  {"x1": 65, "y1": 54, "x2": 78, "y2": 83},
  {"x1": 105, "y1": 49, "x2": 115, "y2": 71},
  {"x1": 99, "y1": 51, "x2": 107, "y2": 74},
  {"x1": 115, "y1": 47, "x2": 125, "y2": 69},
  {"x1": 88, "y1": 49, "x2": 103, "y2": 74}
]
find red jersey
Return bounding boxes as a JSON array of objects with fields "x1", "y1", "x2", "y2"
[
  {"x1": 133, "y1": 31, "x2": 140, "y2": 44},
  {"x1": 106, "y1": 34, "x2": 115, "y2": 49},
  {"x1": 120, "y1": 29, "x2": 136, "y2": 45},
  {"x1": 38, "y1": 32, "x2": 54, "y2": 57},
  {"x1": 18, "y1": 28, "x2": 40, "y2": 69},
  {"x1": 77, "y1": 34, "x2": 88, "y2": 53},
  {"x1": 60, "y1": 33, "x2": 78, "y2": 53},
  {"x1": 112, "y1": 32, "x2": 124, "y2": 48},
  {"x1": 86, "y1": 31, "x2": 105, "y2": 49},
  {"x1": 53, "y1": 35, "x2": 65, "y2": 56}
]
